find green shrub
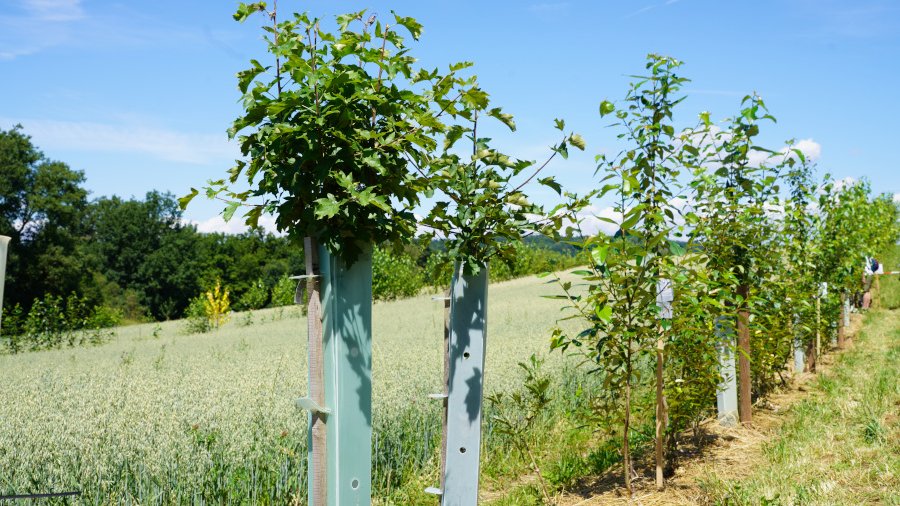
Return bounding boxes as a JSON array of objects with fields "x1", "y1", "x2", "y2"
[
  {"x1": 0, "y1": 294, "x2": 120, "y2": 353},
  {"x1": 183, "y1": 295, "x2": 211, "y2": 335},
  {"x1": 373, "y1": 247, "x2": 425, "y2": 300},
  {"x1": 270, "y1": 275, "x2": 296, "y2": 307},
  {"x1": 237, "y1": 278, "x2": 269, "y2": 310}
]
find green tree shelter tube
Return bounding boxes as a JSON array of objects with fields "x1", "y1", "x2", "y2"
[
  {"x1": 0, "y1": 236, "x2": 8, "y2": 332},
  {"x1": 318, "y1": 245, "x2": 374, "y2": 506},
  {"x1": 441, "y1": 263, "x2": 488, "y2": 505}
]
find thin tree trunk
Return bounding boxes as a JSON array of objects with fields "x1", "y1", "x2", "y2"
[
  {"x1": 524, "y1": 444, "x2": 553, "y2": 505},
  {"x1": 655, "y1": 331, "x2": 666, "y2": 490},
  {"x1": 737, "y1": 284, "x2": 752, "y2": 424},
  {"x1": 623, "y1": 333, "x2": 634, "y2": 498}
]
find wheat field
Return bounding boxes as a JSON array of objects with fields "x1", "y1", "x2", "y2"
[{"x1": 0, "y1": 274, "x2": 581, "y2": 503}]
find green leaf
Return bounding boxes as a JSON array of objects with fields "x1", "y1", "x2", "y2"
[
  {"x1": 599, "y1": 100, "x2": 615, "y2": 117},
  {"x1": 392, "y1": 11, "x2": 424, "y2": 40},
  {"x1": 233, "y1": 2, "x2": 266, "y2": 22},
  {"x1": 223, "y1": 201, "x2": 240, "y2": 222},
  {"x1": 178, "y1": 188, "x2": 199, "y2": 210},
  {"x1": 489, "y1": 108, "x2": 516, "y2": 131},
  {"x1": 314, "y1": 196, "x2": 342, "y2": 219},
  {"x1": 596, "y1": 304, "x2": 612, "y2": 323},
  {"x1": 591, "y1": 245, "x2": 609, "y2": 265}
]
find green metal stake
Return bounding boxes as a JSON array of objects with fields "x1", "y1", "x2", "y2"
[
  {"x1": 297, "y1": 243, "x2": 373, "y2": 505},
  {"x1": 438, "y1": 262, "x2": 488, "y2": 505},
  {"x1": 320, "y1": 245, "x2": 373, "y2": 506},
  {"x1": 0, "y1": 236, "x2": 8, "y2": 333}
]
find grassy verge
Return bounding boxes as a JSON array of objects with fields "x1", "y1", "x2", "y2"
[{"x1": 697, "y1": 310, "x2": 900, "y2": 504}]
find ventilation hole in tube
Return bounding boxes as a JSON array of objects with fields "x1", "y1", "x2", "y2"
[
  {"x1": 463, "y1": 352, "x2": 470, "y2": 359},
  {"x1": 459, "y1": 447, "x2": 467, "y2": 454},
  {"x1": 351, "y1": 478, "x2": 360, "y2": 490}
]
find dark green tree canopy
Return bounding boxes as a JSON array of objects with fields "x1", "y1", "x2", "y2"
[{"x1": 188, "y1": 7, "x2": 469, "y2": 263}]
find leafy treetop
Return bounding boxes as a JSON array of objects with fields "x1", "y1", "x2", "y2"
[{"x1": 182, "y1": 5, "x2": 469, "y2": 264}]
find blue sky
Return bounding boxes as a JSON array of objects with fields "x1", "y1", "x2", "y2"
[{"x1": 2, "y1": 0, "x2": 899, "y2": 234}]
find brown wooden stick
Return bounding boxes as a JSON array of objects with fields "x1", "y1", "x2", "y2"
[
  {"x1": 305, "y1": 237, "x2": 326, "y2": 506},
  {"x1": 440, "y1": 288, "x2": 450, "y2": 493}
]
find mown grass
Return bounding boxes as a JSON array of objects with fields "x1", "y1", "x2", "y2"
[
  {"x1": 0, "y1": 273, "x2": 591, "y2": 504},
  {"x1": 697, "y1": 272, "x2": 900, "y2": 505}
]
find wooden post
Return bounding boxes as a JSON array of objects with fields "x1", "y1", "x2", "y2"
[
  {"x1": 302, "y1": 237, "x2": 327, "y2": 506},
  {"x1": 441, "y1": 263, "x2": 488, "y2": 506},
  {"x1": 0, "y1": 236, "x2": 9, "y2": 333},
  {"x1": 441, "y1": 290, "x2": 450, "y2": 490},
  {"x1": 655, "y1": 279, "x2": 673, "y2": 491},
  {"x1": 736, "y1": 284, "x2": 752, "y2": 424},
  {"x1": 425, "y1": 289, "x2": 452, "y2": 498},
  {"x1": 715, "y1": 316, "x2": 739, "y2": 426}
]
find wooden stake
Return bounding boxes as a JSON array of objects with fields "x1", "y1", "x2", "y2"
[
  {"x1": 440, "y1": 288, "x2": 450, "y2": 493},
  {"x1": 737, "y1": 284, "x2": 752, "y2": 424},
  {"x1": 304, "y1": 237, "x2": 327, "y2": 506}
]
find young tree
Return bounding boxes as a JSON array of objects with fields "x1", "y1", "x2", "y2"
[
  {"x1": 686, "y1": 94, "x2": 782, "y2": 423},
  {"x1": 549, "y1": 54, "x2": 688, "y2": 494},
  {"x1": 181, "y1": 6, "x2": 472, "y2": 504}
]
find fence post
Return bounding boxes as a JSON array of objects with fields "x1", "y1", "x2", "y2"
[
  {"x1": 440, "y1": 262, "x2": 488, "y2": 506},
  {"x1": 715, "y1": 316, "x2": 739, "y2": 427},
  {"x1": 299, "y1": 244, "x2": 373, "y2": 506},
  {"x1": 0, "y1": 236, "x2": 8, "y2": 333}
]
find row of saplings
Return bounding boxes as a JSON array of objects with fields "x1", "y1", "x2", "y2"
[{"x1": 180, "y1": 5, "x2": 900, "y2": 504}]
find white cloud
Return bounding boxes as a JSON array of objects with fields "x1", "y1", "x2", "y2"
[
  {"x1": 190, "y1": 214, "x2": 283, "y2": 236},
  {"x1": 792, "y1": 139, "x2": 822, "y2": 161},
  {"x1": 832, "y1": 176, "x2": 857, "y2": 192},
  {"x1": 893, "y1": 193, "x2": 900, "y2": 203},
  {"x1": 4, "y1": 118, "x2": 238, "y2": 165},
  {"x1": 0, "y1": 0, "x2": 85, "y2": 59},
  {"x1": 564, "y1": 205, "x2": 623, "y2": 237}
]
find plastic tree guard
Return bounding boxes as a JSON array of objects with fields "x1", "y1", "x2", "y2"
[
  {"x1": 714, "y1": 316, "x2": 739, "y2": 427},
  {"x1": 306, "y1": 245, "x2": 373, "y2": 506},
  {"x1": 0, "y1": 236, "x2": 8, "y2": 332},
  {"x1": 440, "y1": 263, "x2": 488, "y2": 506},
  {"x1": 793, "y1": 338, "x2": 805, "y2": 374}
]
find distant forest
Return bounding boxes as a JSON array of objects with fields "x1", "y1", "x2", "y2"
[{"x1": 0, "y1": 125, "x2": 582, "y2": 325}]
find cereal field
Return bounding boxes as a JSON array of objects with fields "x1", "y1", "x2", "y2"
[{"x1": 0, "y1": 274, "x2": 582, "y2": 504}]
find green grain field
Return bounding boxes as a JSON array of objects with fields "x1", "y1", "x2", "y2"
[{"x1": 0, "y1": 274, "x2": 583, "y2": 504}]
